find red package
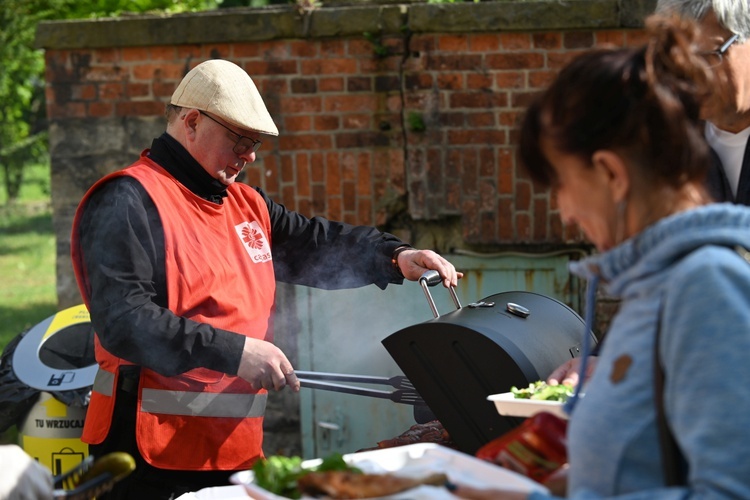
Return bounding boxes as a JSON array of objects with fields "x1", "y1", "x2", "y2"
[{"x1": 475, "y1": 412, "x2": 568, "y2": 483}]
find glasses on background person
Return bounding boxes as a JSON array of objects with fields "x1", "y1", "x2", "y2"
[
  {"x1": 199, "y1": 110, "x2": 262, "y2": 154},
  {"x1": 702, "y1": 33, "x2": 740, "y2": 68}
]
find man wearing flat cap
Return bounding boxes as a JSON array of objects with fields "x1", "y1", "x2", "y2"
[{"x1": 70, "y1": 59, "x2": 462, "y2": 499}]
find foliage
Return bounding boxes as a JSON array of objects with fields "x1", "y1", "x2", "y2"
[
  {"x1": 0, "y1": 0, "x2": 224, "y2": 205},
  {"x1": 407, "y1": 112, "x2": 426, "y2": 132},
  {"x1": 0, "y1": 1, "x2": 51, "y2": 203}
]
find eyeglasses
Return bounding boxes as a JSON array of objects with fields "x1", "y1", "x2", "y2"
[
  {"x1": 702, "y1": 33, "x2": 740, "y2": 68},
  {"x1": 199, "y1": 111, "x2": 262, "y2": 154}
]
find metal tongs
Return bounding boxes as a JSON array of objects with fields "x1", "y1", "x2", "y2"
[{"x1": 296, "y1": 371, "x2": 425, "y2": 406}]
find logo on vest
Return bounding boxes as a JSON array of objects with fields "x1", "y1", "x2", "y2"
[{"x1": 234, "y1": 221, "x2": 272, "y2": 263}]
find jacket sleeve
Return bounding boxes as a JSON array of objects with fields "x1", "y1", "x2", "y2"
[
  {"x1": 76, "y1": 177, "x2": 245, "y2": 377},
  {"x1": 256, "y1": 187, "x2": 407, "y2": 290}
]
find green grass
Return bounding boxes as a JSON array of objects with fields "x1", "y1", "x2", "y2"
[
  {"x1": 0, "y1": 163, "x2": 57, "y2": 351},
  {"x1": 0, "y1": 163, "x2": 57, "y2": 444}
]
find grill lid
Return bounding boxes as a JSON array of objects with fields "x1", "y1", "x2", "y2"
[{"x1": 382, "y1": 290, "x2": 595, "y2": 454}]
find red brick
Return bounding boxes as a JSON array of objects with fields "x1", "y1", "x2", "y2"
[
  {"x1": 495, "y1": 71, "x2": 526, "y2": 89},
  {"x1": 328, "y1": 197, "x2": 342, "y2": 221},
  {"x1": 100, "y1": 83, "x2": 125, "y2": 100},
  {"x1": 343, "y1": 181, "x2": 356, "y2": 211},
  {"x1": 72, "y1": 84, "x2": 96, "y2": 101},
  {"x1": 88, "y1": 101, "x2": 114, "y2": 118},
  {"x1": 126, "y1": 83, "x2": 150, "y2": 99},
  {"x1": 500, "y1": 33, "x2": 532, "y2": 50},
  {"x1": 595, "y1": 30, "x2": 626, "y2": 48},
  {"x1": 311, "y1": 153, "x2": 325, "y2": 182},
  {"x1": 117, "y1": 101, "x2": 164, "y2": 117},
  {"x1": 301, "y1": 58, "x2": 358, "y2": 75},
  {"x1": 448, "y1": 129, "x2": 507, "y2": 146},
  {"x1": 153, "y1": 81, "x2": 175, "y2": 98},
  {"x1": 287, "y1": 40, "x2": 318, "y2": 59},
  {"x1": 251, "y1": 60, "x2": 298, "y2": 76},
  {"x1": 203, "y1": 44, "x2": 232, "y2": 59},
  {"x1": 280, "y1": 96, "x2": 322, "y2": 114},
  {"x1": 625, "y1": 30, "x2": 650, "y2": 46},
  {"x1": 132, "y1": 63, "x2": 184, "y2": 81},
  {"x1": 296, "y1": 153, "x2": 311, "y2": 197},
  {"x1": 516, "y1": 212, "x2": 531, "y2": 241},
  {"x1": 285, "y1": 115, "x2": 312, "y2": 132},
  {"x1": 564, "y1": 31, "x2": 595, "y2": 49},
  {"x1": 281, "y1": 154, "x2": 294, "y2": 184},
  {"x1": 515, "y1": 179, "x2": 531, "y2": 210},
  {"x1": 233, "y1": 44, "x2": 261, "y2": 58},
  {"x1": 533, "y1": 32, "x2": 562, "y2": 50},
  {"x1": 528, "y1": 70, "x2": 557, "y2": 89},
  {"x1": 323, "y1": 94, "x2": 378, "y2": 113},
  {"x1": 469, "y1": 34, "x2": 500, "y2": 52},
  {"x1": 320, "y1": 39, "x2": 346, "y2": 57},
  {"x1": 341, "y1": 114, "x2": 371, "y2": 130},
  {"x1": 547, "y1": 50, "x2": 584, "y2": 70},
  {"x1": 486, "y1": 52, "x2": 544, "y2": 70},
  {"x1": 347, "y1": 38, "x2": 374, "y2": 57},
  {"x1": 49, "y1": 103, "x2": 84, "y2": 119},
  {"x1": 121, "y1": 47, "x2": 149, "y2": 61},
  {"x1": 357, "y1": 197, "x2": 372, "y2": 226},
  {"x1": 314, "y1": 115, "x2": 340, "y2": 131},
  {"x1": 319, "y1": 77, "x2": 345, "y2": 92},
  {"x1": 150, "y1": 46, "x2": 176, "y2": 61},
  {"x1": 449, "y1": 92, "x2": 508, "y2": 109},
  {"x1": 95, "y1": 49, "x2": 119, "y2": 64},
  {"x1": 281, "y1": 185, "x2": 297, "y2": 211},
  {"x1": 466, "y1": 112, "x2": 495, "y2": 128},
  {"x1": 466, "y1": 73, "x2": 493, "y2": 90},
  {"x1": 438, "y1": 34, "x2": 469, "y2": 52},
  {"x1": 279, "y1": 134, "x2": 333, "y2": 150},
  {"x1": 175, "y1": 46, "x2": 203, "y2": 60}
]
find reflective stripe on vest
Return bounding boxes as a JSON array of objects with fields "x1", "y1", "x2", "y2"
[
  {"x1": 92, "y1": 369, "x2": 267, "y2": 418},
  {"x1": 93, "y1": 369, "x2": 115, "y2": 397},
  {"x1": 141, "y1": 389, "x2": 266, "y2": 418}
]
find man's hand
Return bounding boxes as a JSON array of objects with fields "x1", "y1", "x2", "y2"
[
  {"x1": 237, "y1": 337, "x2": 300, "y2": 392},
  {"x1": 547, "y1": 356, "x2": 598, "y2": 387},
  {"x1": 0, "y1": 444, "x2": 53, "y2": 500},
  {"x1": 397, "y1": 249, "x2": 464, "y2": 288}
]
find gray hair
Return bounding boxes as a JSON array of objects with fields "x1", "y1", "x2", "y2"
[{"x1": 656, "y1": 0, "x2": 750, "y2": 40}]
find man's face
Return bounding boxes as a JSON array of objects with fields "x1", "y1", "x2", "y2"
[{"x1": 698, "y1": 11, "x2": 750, "y2": 130}]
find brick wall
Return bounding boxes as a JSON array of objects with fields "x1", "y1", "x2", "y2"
[{"x1": 36, "y1": 0, "x2": 655, "y2": 308}]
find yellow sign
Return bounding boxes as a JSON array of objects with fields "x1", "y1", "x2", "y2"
[{"x1": 20, "y1": 392, "x2": 89, "y2": 475}]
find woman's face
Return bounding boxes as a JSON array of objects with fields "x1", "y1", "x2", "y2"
[{"x1": 541, "y1": 136, "x2": 620, "y2": 251}]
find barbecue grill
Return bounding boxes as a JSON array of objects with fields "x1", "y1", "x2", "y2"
[{"x1": 300, "y1": 271, "x2": 596, "y2": 455}]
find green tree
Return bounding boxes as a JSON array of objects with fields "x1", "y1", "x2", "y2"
[
  {"x1": 0, "y1": 1, "x2": 51, "y2": 203},
  {"x1": 0, "y1": 0, "x2": 220, "y2": 205}
]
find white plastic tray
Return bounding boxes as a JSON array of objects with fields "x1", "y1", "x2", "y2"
[
  {"x1": 487, "y1": 392, "x2": 569, "y2": 420},
  {"x1": 230, "y1": 442, "x2": 548, "y2": 499}
]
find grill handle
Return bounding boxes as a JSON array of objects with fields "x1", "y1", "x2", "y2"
[{"x1": 418, "y1": 270, "x2": 461, "y2": 318}]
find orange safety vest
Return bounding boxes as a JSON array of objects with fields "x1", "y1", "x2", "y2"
[{"x1": 71, "y1": 154, "x2": 276, "y2": 471}]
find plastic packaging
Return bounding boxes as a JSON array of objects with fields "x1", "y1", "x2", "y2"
[{"x1": 474, "y1": 411, "x2": 568, "y2": 483}]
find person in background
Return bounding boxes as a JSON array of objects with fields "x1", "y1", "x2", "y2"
[
  {"x1": 70, "y1": 59, "x2": 462, "y2": 499},
  {"x1": 548, "y1": 0, "x2": 750, "y2": 387},
  {"x1": 0, "y1": 445, "x2": 53, "y2": 500},
  {"x1": 454, "y1": 14, "x2": 750, "y2": 499}
]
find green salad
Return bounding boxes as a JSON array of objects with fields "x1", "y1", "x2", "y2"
[
  {"x1": 511, "y1": 380, "x2": 574, "y2": 402},
  {"x1": 252, "y1": 452, "x2": 362, "y2": 499}
]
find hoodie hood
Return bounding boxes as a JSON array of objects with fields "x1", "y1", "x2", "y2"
[{"x1": 570, "y1": 203, "x2": 750, "y2": 297}]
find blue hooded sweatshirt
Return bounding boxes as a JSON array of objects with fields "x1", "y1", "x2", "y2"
[{"x1": 531, "y1": 203, "x2": 750, "y2": 499}]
